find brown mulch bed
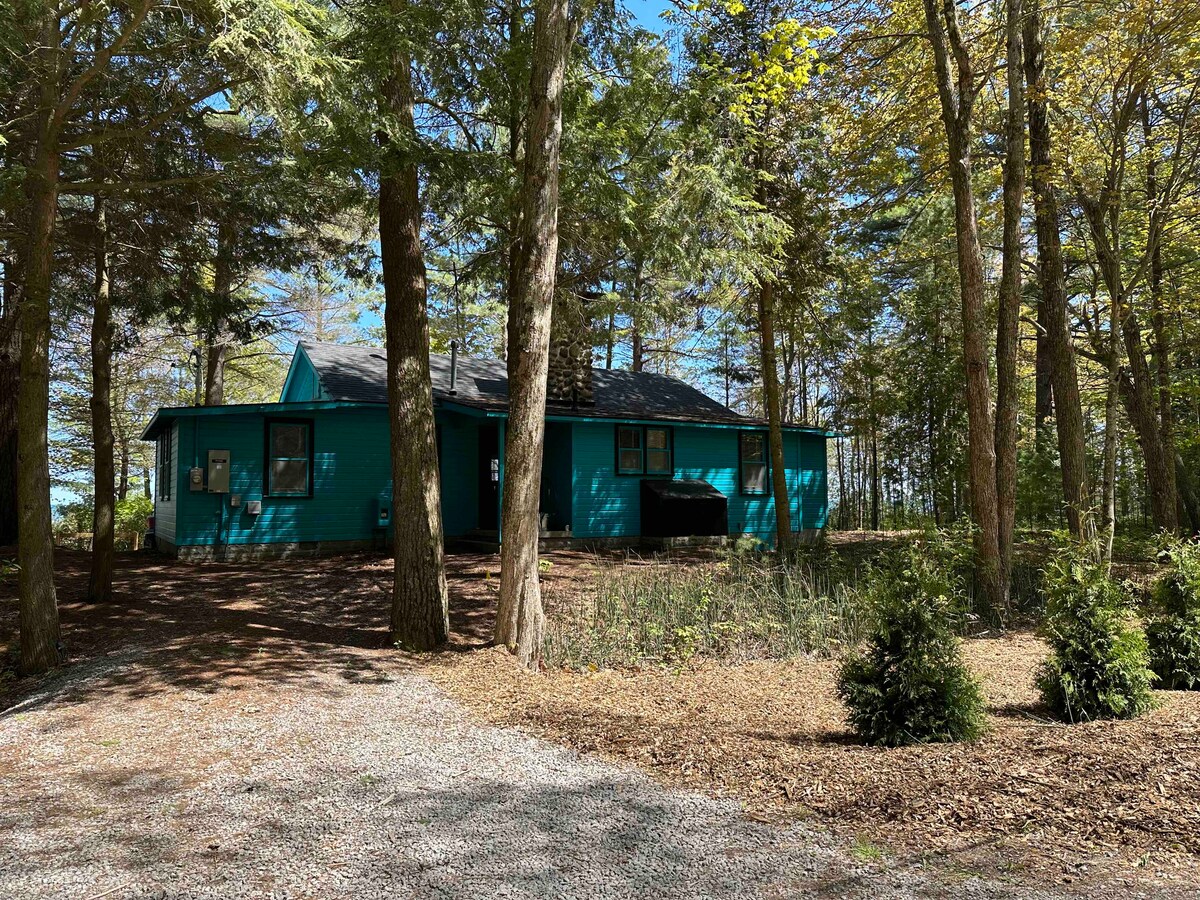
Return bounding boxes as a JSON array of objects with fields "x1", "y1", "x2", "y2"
[{"x1": 428, "y1": 634, "x2": 1200, "y2": 895}]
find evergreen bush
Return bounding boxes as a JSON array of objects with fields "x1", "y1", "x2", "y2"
[
  {"x1": 836, "y1": 544, "x2": 986, "y2": 747},
  {"x1": 1146, "y1": 542, "x2": 1200, "y2": 690},
  {"x1": 1036, "y1": 553, "x2": 1155, "y2": 722}
]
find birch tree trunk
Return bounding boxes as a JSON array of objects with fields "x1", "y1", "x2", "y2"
[
  {"x1": 378, "y1": 30, "x2": 450, "y2": 651},
  {"x1": 495, "y1": 0, "x2": 575, "y2": 666},
  {"x1": 89, "y1": 197, "x2": 115, "y2": 602}
]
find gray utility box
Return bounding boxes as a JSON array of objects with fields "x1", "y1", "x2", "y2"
[{"x1": 207, "y1": 450, "x2": 231, "y2": 494}]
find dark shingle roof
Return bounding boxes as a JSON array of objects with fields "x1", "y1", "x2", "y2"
[{"x1": 298, "y1": 340, "x2": 750, "y2": 425}]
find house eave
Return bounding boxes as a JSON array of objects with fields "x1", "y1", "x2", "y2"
[{"x1": 140, "y1": 400, "x2": 383, "y2": 441}]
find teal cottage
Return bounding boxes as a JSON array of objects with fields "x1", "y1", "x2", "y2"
[{"x1": 141, "y1": 341, "x2": 831, "y2": 559}]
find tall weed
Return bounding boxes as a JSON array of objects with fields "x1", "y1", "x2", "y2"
[{"x1": 545, "y1": 553, "x2": 864, "y2": 669}]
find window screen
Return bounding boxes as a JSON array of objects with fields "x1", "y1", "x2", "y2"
[
  {"x1": 740, "y1": 432, "x2": 768, "y2": 494},
  {"x1": 645, "y1": 428, "x2": 672, "y2": 474},
  {"x1": 268, "y1": 421, "x2": 311, "y2": 496},
  {"x1": 616, "y1": 425, "x2": 673, "y2": 476},
  {"x1": 617, "y1": 426, "x2": 643, "y2": 474}
]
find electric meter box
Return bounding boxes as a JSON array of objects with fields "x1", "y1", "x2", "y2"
[
  {"x1": 189, "y1": 467, "x2": 205, "y2": 492},
  {"x1": 207, "y1": 450, "x2": 231, "y2": 494},
  {"x1": 376, "y1": 497, "x2": 391, "y2": 529}
]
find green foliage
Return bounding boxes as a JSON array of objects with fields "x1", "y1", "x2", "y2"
[
  {"x1": 1146, "y1": 542, "x2": 1200, "y2": 690},
  {"x1": 836, "y1": 543, "x2": 986, "y2": 747},
  {"x1": 52, "y1": 495, "x2": 154, "y2": 551},
  {"x1": 1035, "y1": 553, "x2": 1155, "y2": 722},
  {"x1": 115, "y1": 495, "x2": 154, "y2": 536},
  {"x1": 545, "y1": 554, "x2": 864, "y2": 669},
  {"x1": 53, "y1": 501, "x2": 94, "y2": 545}
]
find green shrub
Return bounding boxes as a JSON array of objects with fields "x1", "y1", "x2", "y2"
[
  {"x1": 836, "y1": 544, "x2": 986, "y2": 747},
  {"x1": 1036, "y1": 554, "x2": 1155, "y2": 722},
  {"x1": 1146, "y1": 542, "x2": 1200, "y2": 690},
  {"x1": 115, "y1": 494, "x2": 154, "y2": 536}
]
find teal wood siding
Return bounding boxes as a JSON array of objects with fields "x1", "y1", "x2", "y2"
[
  {"x1": 797, "y1": 432, "x2": 829, "y2": 530},
  {"x1": 154, "y1": 422, "x2": 179, "y2": 544},
  {"x1": 170, "y1": 406, "x2": 479, "y2": 549},
  {"x1": 569, "y1": 422, "x2": 827, "y2": 540},
  {"x1": 157, "y1": 402, "x2": 826, "y2": 551},
  {"x1": 279, "y1": 346, "x2": 326, "y2": 402}
]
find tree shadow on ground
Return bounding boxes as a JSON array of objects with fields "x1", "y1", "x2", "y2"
[
  {"x1": 0, "y1": 548, "x2": 504, "y2": 713},
  {"x1": 1, "y1": 759, "x2": 982, "y2": 900}
]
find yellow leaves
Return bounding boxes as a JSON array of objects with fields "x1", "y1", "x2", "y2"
[{"x1": 726, "y1": 17, "x2": 836, "y2": 125}]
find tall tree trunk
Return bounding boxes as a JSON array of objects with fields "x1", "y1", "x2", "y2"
[
  {"x1": 204, "y1": 221, "x2": 234, "y2": 406},
  {"x1": 604, "y1": 309, "x2": 615, "y2": 369},
  {"x1": 994, "y1": 0, "x2": 1023, "y2": 598},
  {"x1": 18, "y1": 61, "x2": 62, "y2": 673},
  {"x1": 1142, "y1": 98, "x2": 1194, "y2": 533},
  {"x1": 0, "y1": 254, "x2": 19, "y2": 547},
  {"x1": 495, "y1": 0, "x2": 576, "y2": 667},
  {"x1": 118, "y1": 446, "x2": 129, "y2": 501},
  {"x1": 870, "y1": 413, "x2": 880, "y2": 530},
  {"x1": 835, "y1": 432, "x2": 846, "y2": 530},
  {"x1": 928, "y1": 396, "x2": 942, "y2": 526},
  {"x1": 867, "y1": 333, "x2": 880, "y2": 531},
  {"x1": 1076, "y1": 97, "x2": 1177, "y2": 534},
  {"x1": 1033, "y1": 292, "x2": 1053, "y2": 431},
  {"x1": 758, "y1": 279, "x2": 794, "y2": 551},
  {"x1": 503, "y1": 0, "x2": 525, "y2": 365},
  {"x1": 629, "y1": 257, "x2": 645, "y2": 372},
  {"x1": 0, "y1": 134, "x2": 27, "y2": 548},
  {"x1": 1024, "y1": 0, "x2": 1093, "y2": 541},
  {"x1": 921, "y1": 0, "x2": 1005, "y2": 614},
  {"x1": 1105, "y1": 272, "x2": 1178, "y2": 532},
  {"x1": 89, "y1": 197, "x2": 115, "y2": 602},
  {"x1": 204, "y1": 331, "x2": 227, "y2": 405},
  {"x1": 1177, "y1": 453, "x2": 1200, "y2": 536},
  {"x1": 1101, "y1": 300, "x2": 1120, "y2": 562},
  {"x1": 755, "y1": 132, "x2": 793, "y2": 553},
  {"x1": 141, "y1": 462, "x2": 150, "y2": 499},
  {"x1": 379, "y1": 34, "x2": 449, "y2": 651}
]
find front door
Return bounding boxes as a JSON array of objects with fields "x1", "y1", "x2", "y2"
[{"x1": 477, "y1": 425, "x2": 499, "y2": 531}]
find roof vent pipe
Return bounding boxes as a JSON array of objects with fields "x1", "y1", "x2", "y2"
[{"x1": 448, "y1": 340, "x2": 459, "y2": 395}]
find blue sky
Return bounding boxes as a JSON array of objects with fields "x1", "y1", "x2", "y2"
[{"x1": 627, "y1": 0, "x2": 674, "y2": 32}]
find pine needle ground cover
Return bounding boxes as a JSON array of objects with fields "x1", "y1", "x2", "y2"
[{"x1": 434, "y1": 632, "x2": 1200, "y2": 895}]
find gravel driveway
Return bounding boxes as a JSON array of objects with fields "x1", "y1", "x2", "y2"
[{"x1": 0, "y1": 651, "x2": 1076, "y2": 900}]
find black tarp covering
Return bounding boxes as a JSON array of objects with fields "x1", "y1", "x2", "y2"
[{"x1": 640, "y1": 479, "x2": 728, "y2": 538}]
